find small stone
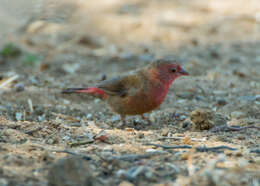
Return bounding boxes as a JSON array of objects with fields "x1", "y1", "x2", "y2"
[
  {"x1": 15, "y1": 112, "x2": 23, "y2": 121},
  {"x1": 48, "y1": 156, "x2": 95, "y2": 186},
  {"x1": 38, "y1": 115, "x2": 44, "y2": 122},
  {"x1": 182, "y1": 121, "x2": 191, "y2": 128},
  {"x1": 62, "y1": 63, "x2": 80, "y2": 74},
  {"x1": 111, "y1": 114, "x2": 121, "y2": 122},
  {"x1": 161, "y1": 129, "x2": 169, "y2": 136},
  {"x1": 179, "y1": 115, "x2": 186, "y2": 120},
  {"x1": 145, "y1": 149, "x2": 158, "y2": 153},
  {"x1": 149, "y1": 112, "x2": 157, "y2": 123},
  {"x1": 86, "y1": 113, "x2": 92, "y2": 119},
  {"x1": 29, "y1": 76, "x2": 39, "y2": 84},
  {"x1": 137, "y1": 132, "x2": 144, "y2": 139},
  {"x1": 27, "y1": 21, "x2": 46, "y2": 33},
  {"x1": 14, "y1": 83, "x2": 25, "y2": 92},
  {"x1": 216, "y1": 98, "x2": 227, "y2": 106},
  {"x1": 181, "y1": 152, "x2": 189, "y2": 160},
  {"x1": 235, "y1": 151, "x2": 243, "y2": 157}
]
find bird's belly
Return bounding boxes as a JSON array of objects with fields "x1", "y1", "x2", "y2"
[{"x1": 107, "y1": 90, "x2": 167, "y2": 115}]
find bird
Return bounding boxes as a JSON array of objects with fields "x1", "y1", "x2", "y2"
[{"x1": 62, "y1": 59, "x2": 189, "y2": 125}]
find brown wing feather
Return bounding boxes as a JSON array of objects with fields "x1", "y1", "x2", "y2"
[{"x1": 97, "y1": 72, "x2": 142, "y2": 97}]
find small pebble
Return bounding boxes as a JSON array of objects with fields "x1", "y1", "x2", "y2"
[
  {"x1": 29, "y1": 76, "x2": 39, "y2": 85},
  {"x1": 111, "y1": 115, "x2": 121, "y2": 122},
  {"x1": 137, "y1": 132, "x2": 144, "y2": 139},
  {"x1": 38, "y1": 115, "x2": 44, "y2": 122},
  {"x1": 161, "y1": 129, "x2": 169, "y2": 136},
  {"x1": 15, "y1": 112, "x2": 23, "y2": 121},
  {"x1": 216, "y1": 98, "x2": 227, "y2": 106},
  {"x1": 14, "y1": 83, "x2": 25, "y2": 92},
  {"x1": 62, "y1": 63, "x2": 80, "y2": 74},
  {"x1": 145, "y1": 149, "x2": 158, "y2": 153},
  {"x1": 182, "y1": 121, "x2": 191, "y2": 128},
  {"x1": 86, "y1": 113, "x2": 92, "y2": 119},
  {"x1": 179, "y1": 115, "x2": 186, "y2": 120}
]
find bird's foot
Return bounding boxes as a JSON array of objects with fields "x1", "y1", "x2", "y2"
[
  {"x1": 117, "y1": 115, "x2": 127, "y2": 129},
  {"x1": 141, "y1": 115, "x2": 153, "y2": 125}
]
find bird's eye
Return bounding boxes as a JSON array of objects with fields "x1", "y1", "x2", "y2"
[{"x1": 171, "y1": 68, "x2": 177, "y2": 73}]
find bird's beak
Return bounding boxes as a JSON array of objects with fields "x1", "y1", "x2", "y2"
[{"x1": 179, "y1": 68, "x2": 189, "y2": 76}]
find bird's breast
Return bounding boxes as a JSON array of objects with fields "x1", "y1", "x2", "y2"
[{"x1": 107, "y1": 81, "x2": 169, "y2": 115}]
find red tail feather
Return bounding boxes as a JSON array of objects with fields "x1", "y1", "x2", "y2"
[{"x1": 62, "y1": 87, "x2": 107, "y2": 99}]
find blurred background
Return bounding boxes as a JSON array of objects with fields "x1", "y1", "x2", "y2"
[
  {"x1": 1, "y1": 0, "x2": 260, "y2": 55},
  {"x1": 1, "y1": 0, "x2": 260, "y2": 86}
]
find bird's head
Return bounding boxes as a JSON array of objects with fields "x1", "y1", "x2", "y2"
[{"x1": 149, "y1": 59, "x2": 189, "y2": 85}]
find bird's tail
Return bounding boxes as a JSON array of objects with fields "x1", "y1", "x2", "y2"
[{"x1": 62, "y1": 87, "x2": 107, "y2": 99}]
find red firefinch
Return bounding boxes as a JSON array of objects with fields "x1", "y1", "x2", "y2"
[{"x1": 62, "y1": 59, "x2": 189, "y2": 125}]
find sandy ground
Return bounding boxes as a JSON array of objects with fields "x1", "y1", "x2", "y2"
[{"x1": 0, "y1": 0, "x2": 259, "y2": 185}]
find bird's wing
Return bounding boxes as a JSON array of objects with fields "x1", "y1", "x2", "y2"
[{"x1": 97, "y1": 72, "x2": 143, "y2": 97}]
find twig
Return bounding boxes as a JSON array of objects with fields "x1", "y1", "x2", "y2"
[
  {"x1": 51, "y1": 149, "x2": 92, "y2": 160},
  {"x1": 0, "y1": 75, "x2": 19, "y2": 89},
  {"x1": 250, "y1": 149, "x2": 260, "y2": 154},
  {"x1": 195, "y1": 146, "x2": 237, "y2": 152},
  {"x1": 145, "y1": 143, "x2": 237, "y2": 152},
  {"x1": 27, "y1": 99, "x2": 34, "y2": 113},
  {"x1": 124, "y1": 166, "x2": 149, "y2": 181},
  {"x1": 210, "y1": 125, "x2": 260, "y2": 132},
  {"x1": 146, "y1": 143, "x2": 192, "y2": 150},
  {"x1": 24, "y1": 126, "x2": 42, "y2": 135},
  {"x1": 158, "y1": 136, "x2": 206, "y2": 142},
  {"x1": 68, "y1": 139, "x2": 94, "y2": 147},
  {"x1": 104, "y1": 151, "x2": 167, "y2": 162}
]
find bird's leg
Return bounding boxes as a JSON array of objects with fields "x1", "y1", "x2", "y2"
[
  {"x1": 120, "y1": 115, "x2": 127, "y2": 126},
  {"x1": 141, "y1": 114, "x2": 152, "y2": 125}
]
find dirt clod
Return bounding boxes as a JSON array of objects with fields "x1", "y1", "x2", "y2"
[
  {"x1": 190, "y1": 109, "x2": 227, "y2": 130},
  {"x1": 48, "y1": 156, "x2": 95, "y2": 186}
]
